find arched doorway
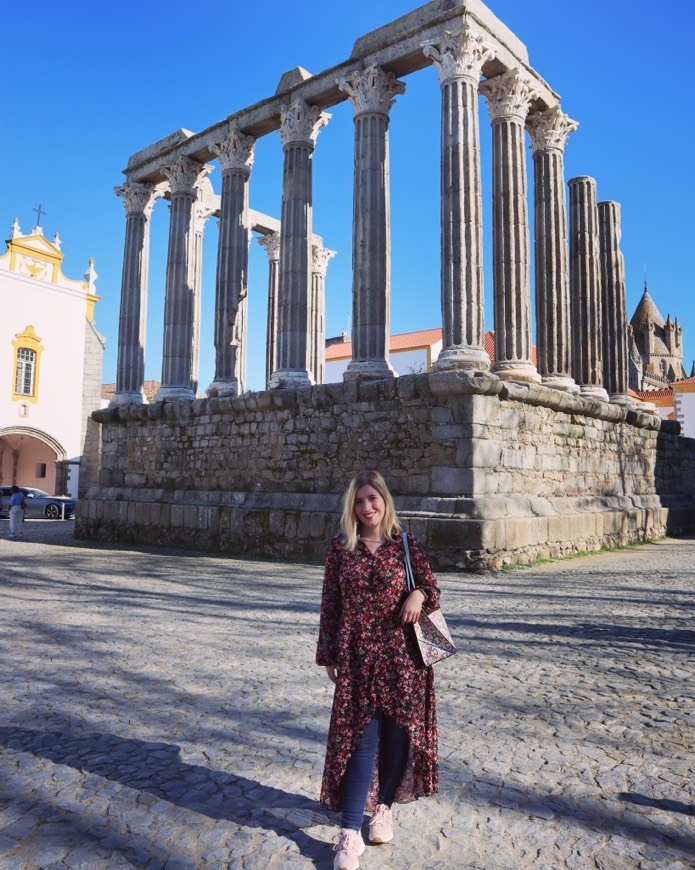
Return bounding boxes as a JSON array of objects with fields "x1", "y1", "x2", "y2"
[{"x1": 0, "y1": 427, "x2": 67, "y2": 495}]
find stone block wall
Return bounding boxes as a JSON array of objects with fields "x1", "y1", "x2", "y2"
[{"x1": 76, "y1": 372, "x2": 695, "y2": 570}]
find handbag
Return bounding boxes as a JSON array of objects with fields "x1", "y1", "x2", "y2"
[{"x1": 402, "y1": 533, "x2": 456, "y2": 666}]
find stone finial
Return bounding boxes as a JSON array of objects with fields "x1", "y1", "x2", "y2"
[
  {"x1": 422, "y1": 24, "x2": 495, "y2": 84},
  {"x1": 527, "y1": 105, "x2": 579, "y2": 154},
  {"x1": 279, "y1": 99, "x2": 331, "y2": 147},
  {"x1": 114, "y1": 181, "x2": 162, "y2": 218},
  {"x1": 52, "y1": 232, "x2": 61, "y2": 250},
  {"x1": 161, "y1": 156, "x2": 213, "y2": 196},
  {"x1": 10, "y1": 217, "x2": 21, "y2": 239},
  {"x1": 312, "y1": 244, "x2": 336, "y2": 277},
  {"x1": 480, "y1": 68, "x2": 539, "y2": 122},
  {"x1": 210, "y1": 127, "x2": 256, "y2": 174},
  {"x1": 337, "y1": 64, "x2": 406, "y2": 116},
  {"x1": 84, "y1": 257, "x2": 98, "y2": 290}
]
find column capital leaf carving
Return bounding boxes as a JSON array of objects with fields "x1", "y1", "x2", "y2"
[
  {"x1": 422, "y1": 24, "x2": 496, "y2": 84},
  {"x1": 311, "y1": 244, "x2": 336, "y2": 277},
  {"x1": 161, "y1": 156, "x2": 213, "y2": 196},
  {"x1": 337, "y1": 64, "x2": 406, "y2": 116},
  {"x1": 279, "y1": 99, "x2": 331, "y2": 147},
  {"x1": 527, "y1": 105, "x2": 579, "y2": 154},
  {"x1": 480, "y1": 68, "x2": 539, "y2": 123},
  {"x1": 210, "y1": 127, "x2": 256, "y2": 174},
  {"x1": 194, "y1": 201, "x2": 216, "y2": 233},
  {"x1": 258, "y1": 231, "x2": 281, "y2": 261},
  {"x1": 114, "y1": 181, "x2": 164, "y2": 218}
]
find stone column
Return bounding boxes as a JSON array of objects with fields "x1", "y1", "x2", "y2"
[
  {"x1": 157, "y1": 156, "x2": 213, "y2": 401},
  {"x1": 311, "y1": 242, "x2": 336, "y2": 384},
  {"x1": 423, "y1": 25, "x2": 494, "y2": 372},
  {"x1": 269, "y1": 99, "x2": 330, "y2": 389},
  {"x1": 338, "y1": 64, "x2": 406, "y2": 382},
  {"x1": 111, "y1": 182, "x2": 161, "y2": 407},
  {"x1": 481, "y1": 69, "x2": 540, "y2": 382},
  {"x1": 206, "y1": 128, "x2": 255, "y2": 397},
  {"x1": 191, "y1": 202, "x2": 214, "y2": 396},
  {"x1": 569, "y1": 176, "x2": 609, "y2": 401},
  {"x1": 527, "y1": 105, "x2": 579, "y2": 392},
  {"x1": 598, "y1": 200, "x2": 631, "y2": 404},
  {"x1": 259, "y1": 232, "x2": 281, "y2": 389}
]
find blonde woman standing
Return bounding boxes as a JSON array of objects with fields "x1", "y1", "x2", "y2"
[{"x1": 317, "y1": 470, "x2": 441, "y2": 870}]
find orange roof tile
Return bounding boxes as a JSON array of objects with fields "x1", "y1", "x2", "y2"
[{"x1": 633, "y1": 389, "x2": 674, "y2": 400}]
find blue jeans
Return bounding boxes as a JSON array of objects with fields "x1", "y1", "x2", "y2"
[{"x1": 341, "y1": 710, "x2": 409, "y2": 831}]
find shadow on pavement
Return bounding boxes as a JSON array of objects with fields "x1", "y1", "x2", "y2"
[{"x1": 0, "y1": 726, "x2": 333, "y2": 865}]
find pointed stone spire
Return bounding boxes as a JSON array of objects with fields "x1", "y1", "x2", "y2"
[
  {"x1": 10, "y1": 217, "x2": 21, "y2": 238},
  {"x1": 690, "y1": 360, "x2": 695, "y2": 378}
]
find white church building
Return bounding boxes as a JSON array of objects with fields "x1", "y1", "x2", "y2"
[{"x1": 0, "y1": 217, "x2": 104, "y2": 498}]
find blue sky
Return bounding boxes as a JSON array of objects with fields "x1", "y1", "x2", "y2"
[{"x1": 3, "y1": 0, "x2": 694, "y2": 391}]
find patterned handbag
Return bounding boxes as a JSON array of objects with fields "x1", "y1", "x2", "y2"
[{"x1": 402, "y1": 533, "x2": 457, "y2": 666}]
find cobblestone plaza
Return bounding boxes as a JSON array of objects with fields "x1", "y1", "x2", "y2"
[{"x1": 1, "y1": 521, "x2": 693, "y2": 868}]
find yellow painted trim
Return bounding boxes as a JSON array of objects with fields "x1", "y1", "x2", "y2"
[
  {"x1": 671, "y1": 381, "x2": 695, "y2": 394},
  {"x1": 86, "y1": 292, "x2": 100, "y2": 322},
  {"x1": 11, "y1": 325, "x2": 44, "y2": 404},
  {"x1": 645, "y1": 395, "x2": 674, "y2": 408}
]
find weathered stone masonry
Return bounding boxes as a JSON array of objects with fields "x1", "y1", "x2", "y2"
[{"x1": 80, "y1": 374, "x2": 695, "y2": 570}]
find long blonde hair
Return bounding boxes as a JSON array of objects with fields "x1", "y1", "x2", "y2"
[{"x1": 339, "y1": 470, "x2": 402, "y2": 551}]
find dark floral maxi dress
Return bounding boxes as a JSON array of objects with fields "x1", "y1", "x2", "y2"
[{"x1": 316, "y1": 532, "x2": 441, "y2": 813}]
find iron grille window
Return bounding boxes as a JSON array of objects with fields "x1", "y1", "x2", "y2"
[{"x1": 15, "y1": 348, "x2": 36, "y2": 396}]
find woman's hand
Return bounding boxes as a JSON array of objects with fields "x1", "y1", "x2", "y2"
[
  {"x1": 399, "y1": 589, "x2": 427, "y2": 625},
  {"x1": 325, "y1": 666, "x2": 338, "y2": 684}
]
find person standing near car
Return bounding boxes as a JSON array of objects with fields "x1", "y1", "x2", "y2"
[{"x1": 8, "y1": 486, "x2": 26, "y2": 538}]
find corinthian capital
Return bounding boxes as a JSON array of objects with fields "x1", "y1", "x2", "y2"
[
  {"x1": 114, "y1": 181, "x2": 162, "y2": 218},
  {"x1": 162, "y1": 156, "x2": 213, "y2": 196},
  {"x1": 480, "y1": 68, "x2": 539, "y2": 123},
  {"x1": 337, "y1": 64, "x2": 406, "y2": 116},
  {"x1": 258, "y1": 231, "x2": 281, "y2": 261},
  {"x1": 279, "y1": 99, "x2": 331, "y2": 147},
  {"x1": 210, "y1": 127, "x2": 256, "y2": 174},
  {"x1": 422, "y1": 24, "x2": 495, "y2": 84},
  {"x1": 526, "y1": 105, "x2": 579, "y2": 154},
  {"x1": 312, "y1": 244, "x2": 336, "y2": 277}
]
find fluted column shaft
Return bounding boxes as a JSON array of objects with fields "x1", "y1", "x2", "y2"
[
  {"x1": 598, "y1": 200, "x2": 630, "y2": 403},
  {"x1": 207, "y1": 129, "x2": 255, "y2": 397},
  {"x1": 338, "y1": 65, "x2": 406, "y2": 382},
  {"x1": 111, "y1": 182, "x2": 160, "y2": 406},
  {"x1": 423, "y1": 26, "x2": 493, "y2": 371},
  {"x1": 269, "y1": 100, "x2": 329, "y2": 390},
  {"x1": 311, "y1": 243, "x2": 336, "y2": 384},
  {"x1": 158, "y1": 157, "x2": 212, "y2": 401},
  {"x1": 259, "y1": 232, "x2": 281, "y2": 388},
  {"x1": 569, "y1": 176, "x2": 609, "y2": 400},
  {"x1": 481, "y1": 70, "x2": 540, "y2": 382},
  {"x1": 527, "y1": 106, "x2": 579, "y2": 392}
]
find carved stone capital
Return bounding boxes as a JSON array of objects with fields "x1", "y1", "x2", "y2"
[
  {"x1": 527, "y1": 105, "x2": 579, "y2": 154},
  {"x1": 422, "y1": 24, "x2": 495, "y2": 84},
  {"x1": 337, "y1": 64, "x2": 406, "y2": 116},
  {"x1": 258, "y1": 231, "x2": 281, "y2": 262},
  {"x1": 279, "y1": 99, "x2": 331, "y2": 147},
  {"x1": 114, "y1": 181, "x2": 162, "y2": 218},
  {"x1": 194, "y1": 202, "x2": 215, "y2": 234},
  {"x1": 210, "y1": 127, "x2": 256, "y2": 174},
  {"x1": 311, "y1": 244, "x2": 336, "y2": 277},
  {"x1": 161, "y1": 156, "x2": 213, "y2": 196},
  {"x1": 481, "y1": 68, "x2": 539, "y2": 123}
]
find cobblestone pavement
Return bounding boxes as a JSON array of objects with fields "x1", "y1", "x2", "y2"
[{"x1": 0, "y1": 518, "x2": 693, "y2": 869}]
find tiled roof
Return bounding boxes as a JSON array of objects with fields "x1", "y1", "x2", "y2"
[
  {"x1": 633, "y1": 389, "x2": 674, "y2": 400},
  {"x1": 671, "y1": 375, "x2": 695, "y2": 385},
  {"x1": 102, "y1": 380, "x2": 161, "y2": 402},
  {"x1": 325, "y1": 328, "x2": 443, "y2": 361}
]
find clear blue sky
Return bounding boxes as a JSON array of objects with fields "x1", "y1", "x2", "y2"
[{"x1": 3, "y1": 0, "x2": 694, "y2": 391}]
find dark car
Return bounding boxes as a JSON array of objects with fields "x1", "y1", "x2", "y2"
[{"x1": 0, "y1": 486, "x2": 76, "y2": 520}]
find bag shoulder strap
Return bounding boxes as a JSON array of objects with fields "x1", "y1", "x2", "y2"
[{"x1": 402, "y1": 532, "x2": 416, "y2": 592}]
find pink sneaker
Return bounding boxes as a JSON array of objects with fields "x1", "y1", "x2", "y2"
[
  {"x1": 369, "y1": 803, "x2": 393, "y2": 844},
  {"x1": 333, "y1": 828, "x2": 365, "y2": 870}
]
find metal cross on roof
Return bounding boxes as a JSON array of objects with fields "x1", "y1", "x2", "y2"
[{"x1": 32, "y1": 203, "x2": 46, "y2": 226}]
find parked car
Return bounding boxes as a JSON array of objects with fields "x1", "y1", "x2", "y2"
[{"x1": 0, "y1": 486, "x2": 76, "y2": 520}]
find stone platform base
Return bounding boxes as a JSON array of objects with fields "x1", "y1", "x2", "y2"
[{"x1": 77, "y1": 372, "x2": 695, "y2": 571}]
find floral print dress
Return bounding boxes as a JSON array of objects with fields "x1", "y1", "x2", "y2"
[{"x1": 316, "y1": 532, "x2": 441, "y2": 812}]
